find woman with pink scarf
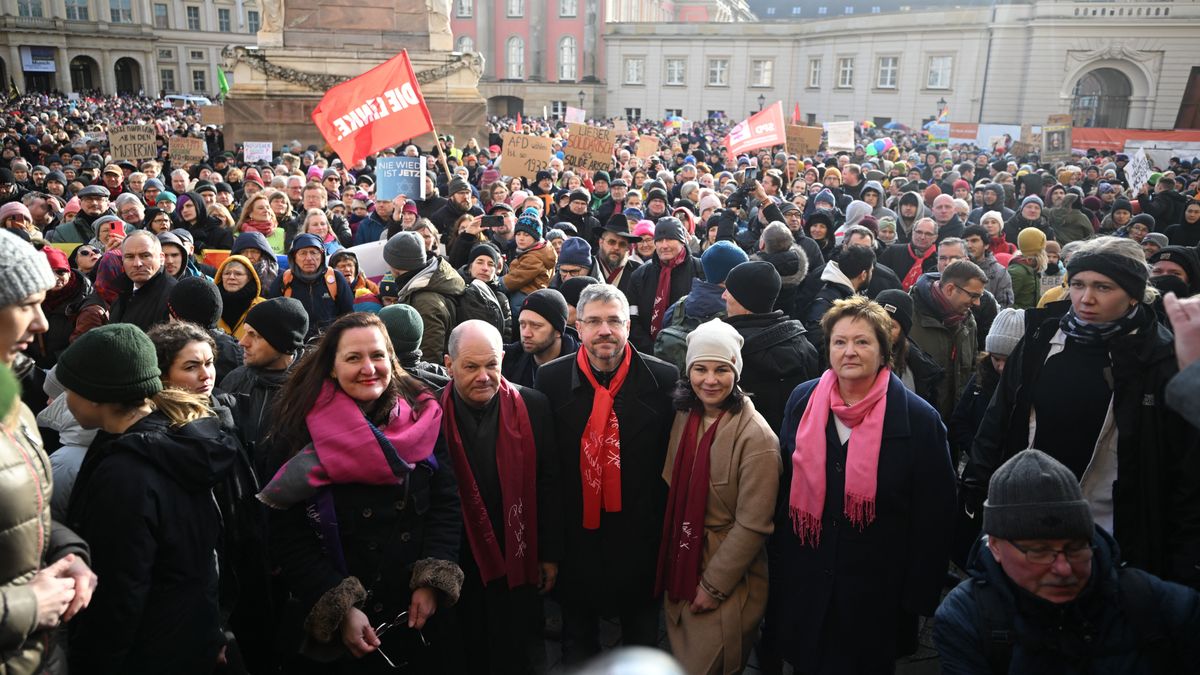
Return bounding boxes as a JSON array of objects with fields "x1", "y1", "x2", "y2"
[{"x1": 760, "y1": 295, "x2": 956, "y2": 675}]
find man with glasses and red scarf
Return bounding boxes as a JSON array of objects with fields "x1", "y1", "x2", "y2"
[{"x1": 908, "y1": 259, "x2": 987, "y2": 418}]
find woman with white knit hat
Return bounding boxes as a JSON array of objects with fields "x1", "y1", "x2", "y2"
[{"x1": 655, "y1": 318, "x2": 780, "y2": 674}]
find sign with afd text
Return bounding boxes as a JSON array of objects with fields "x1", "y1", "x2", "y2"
[
  {"x1": 243, "y1": 141, "x2": 274, "y2": 164},
  {"x1": 375, "y1": 156, "x2": 427, "y2": 200},
  {"x1": 108, "y1": 125, "x2": 157, "y2": 162},
  {"x1": 564, "y1": 123, "x2": 615, "y2": 172},
  {"x1": 500, "y1": 132, "x2": 553, "y2": 183},
  {"x1": 724, "y1": 102, "x2": 786, "y2": 158}
]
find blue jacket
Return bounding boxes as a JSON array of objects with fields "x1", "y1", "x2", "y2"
[
  {"x1": 267, "y1": 236, "x2": 354, "y2": 339},
  {"x1": 662, "y1": 277, "x2": 725, "y2": 326},
  {"x1": 352, "y1": 211, "x2": 390, "y2": 246}
]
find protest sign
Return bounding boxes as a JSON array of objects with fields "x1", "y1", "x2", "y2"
[
  {"x1": 1041, "y1": 118, "x2": 1073, "y2": 161},
  {"x1": 375, "y1": 156, "x2": 427, "y2": 200},
  {"x1": 311, "y1": 49, "x2": 434, "y2": 166},
  {"x1": 500, "y1": 132, "x2": 553, "y2": 183},
  {"x1": 565, "y1": 106, "x2": 586, "y2": 123},
  {"x1": 724, "y1": 102, "x2": 786, "y2": 158},
  {"x1": 1125, "y1": 148, "x2": 1153, "y2": 192},
  {"x1": 202, "y1": 104, "x2": 225, "y2": 125},
  {"x1": 243, "y1": 141, "x2": 274, "y2": 164},
  {"x1": 108, "y1": 125, "x2": 156, "y2": 162},
  {"x1": 824, "y1": 121, "x2": 856, "y2": 152},
  {"x1": 785, "y1": 125, "x2": 823, "y2": 157},
  {"x1": 564, "y1": 123, "x2": 615, "y2": 172},
  {"x1": 613, "y1": 119, "x2": 629, "y2": 134},
  {"x1": 1009, "y1": 141, "x2": 1036, "y2": 158},
  {"x1": 636, "y1": 135, "x2": 659, "y2": 160},
  {"x1": 168, "y1": 136, "x2": 207, "y2": 165}
]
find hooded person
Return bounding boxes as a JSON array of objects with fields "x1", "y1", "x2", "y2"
[
  {"x1": 172, "y1": 191, "x2": 233, "y2": 253},
  {"x1": 231, "y1": 230, "x2": 280, "y2": 294},
  {"x1": 834, "y1": 200, "x2": 874, "y2": 245},
  {"x1": 803, "y1": 209, "x2": 837, "y2": 262},
  {"x1": 893, "y1": 190, "x2": 927, "y2": 242},
  {"x1": 166, "y1": 276, "x2": 245, "y2": 383},
  {"x1": 214, "y1": 254, "x2": 266, "y2": 338},
  {"x1": 1046, "y1": 191, "x2": 1095, "y2": 244},
  {"x1": 1003, "y1": 195, "x2": 1054, "y2": 244},
  {"x1": 329, "y1": 249, "x2": 380, "y2": 296},
  {"x1": 379, "y1": 230, "x2": 467, "y2": 361},
  {"x1": 1165, "y1": 198, "x2": 1200, "y2": 247},
  {"x1": 859, "y1": 180, "x2": 898, "y2": 222},
  {"x1": 967, "y1": 183, "x2": 1015, "y2": 224},
  {"x1": 267, "y1": 232, "x2": 355, "y2": 339},
  {"x1": 753, "y1": 222, "x2": 810, "y2": 321}
]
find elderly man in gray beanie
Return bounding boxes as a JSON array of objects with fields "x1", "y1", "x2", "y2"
[{"x1": 935, "y1": 449, "x2": 1200, "y2": 673}]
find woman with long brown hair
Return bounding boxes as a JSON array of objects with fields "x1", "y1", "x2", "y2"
[{"x1": 235, "y1": 191, "x2": 286, "y2": 254}]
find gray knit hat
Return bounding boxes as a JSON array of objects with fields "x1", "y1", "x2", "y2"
[
  {"x1": 985, "y1": 308, "x2": 1025, "y2": 358},
  {"x1": 984, "y1": 449, "x2": 1094, "y2": 542},
  {"x1": 383, "y1": 231, "x2": 427, "y2": 271},
  {"x1": 0, "y1": 230, "x2": 56, "y2": 307}
]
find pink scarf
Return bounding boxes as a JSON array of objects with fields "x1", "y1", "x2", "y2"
[{"x1": 789, "y1": 368, "x2": 891, "y2": 546}]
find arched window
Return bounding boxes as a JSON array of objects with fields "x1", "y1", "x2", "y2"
[
  {"x1": 456, "y1": 35, "x2": 474, "y2": 53},
  {"x1": 506, "y1": 36, "x2": 524, "y2": 80},
  {"x1": 1070, "y1": 67, "x2": 1132, "y2": 128},
  {"x1": 558, "y1": 36, "x2": 576, "y2": 81}
]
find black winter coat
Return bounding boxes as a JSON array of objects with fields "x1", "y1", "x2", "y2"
[
  {"x1": 30, "y1": 270, "x2": 92, "y2": 369},
  {"x1": 725, "y1": 311, "x2": 819, "y2": 435},
  {"x1": 533, "y1": 347, "x2": 677, "y2": 613},
  {"x1": 220, "y1": 364, "x2": 290, "y2": 476},
  {"x1": 66, "y1": 412, "x2": 236, "y2": 674},
  {"x1": 109, "y1": 268, "x2": 178, "y2": 331},
  {"x1": 626, "y1": 251, "x2": 704, "y2": 353},
  {"x1": 502, "y1": 331, "x2": 580, "y2": 389},
  {"x1": 764, "y1": 374, "x2": 956, "y2": 674},
  {"x1": 963, "y1": 301, "x2": 1200, "y2": 588}
]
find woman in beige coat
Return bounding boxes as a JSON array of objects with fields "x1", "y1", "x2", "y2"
[{"x1": 656, "y1": 318, "x2": 781, "y2": 675}]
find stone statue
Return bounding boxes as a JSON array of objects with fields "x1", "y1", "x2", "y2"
[
  {"x1": 427, "y1": 0, "x2": 452, "y2": 39},
  {"x1": 260, "y1": 0, "x2": 283, "y2": 33}
]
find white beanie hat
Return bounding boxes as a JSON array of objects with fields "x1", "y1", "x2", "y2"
[
  {"x1": 0, "y1": 230, "x2": 55, "y2": 308},
  {"x1": 685, "y1": 318, "x2": 745, "y2": 378},
  {"x1": 986, "y1": 308, "x2": 1025, "y2": 357}
]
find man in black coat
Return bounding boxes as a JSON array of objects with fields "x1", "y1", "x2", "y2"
[
  {"x1": 802, "y1": 244, "x2": 875, "y2": 366},
  {"x1": 502, "y1": 289, "x2": 580, "y2": 388},
  {"x1": 441, "y1": 321, "x2": 562, "y2": 674},
  {"x1": 626, "y1": 217, "x2": 704, "y2": 353},
  {"x1": 430, "y1": 177, "x2": 484, "y2": 237},
  {"x1": 534, "y1": 283, "x2": 677, "y2": 665},
  {"x1": 110, "y1": 231, "x2": 178, "y2": 332},
  {"x1": 591, "y1": 213, "x2": 642, "y2": 300},
  {"x1": 723, "y1": 261, "x2": 819, "y2": 434}
]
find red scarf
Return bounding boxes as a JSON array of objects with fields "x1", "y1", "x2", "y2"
[
  {"x1": 789, "y1": 368, "x2": 891, "y2": 546},
  {"x1": 241, "y1": 219, "x2": 276, "y2": 236},
  {"x1": 650, "y1": 250, "x2": 688, "y2": 336},
  {"x1": 440, "y1": 379, "x2": 540, "y2": 588},
  {"x1": 655, "y1": 410, "x2": 724, "y2": 602},
  {"x1": 599, "y1": 258, "x2": 625, "y2": 285},
  {"x1": 989, "y1": 235, "x2": 1015, "y2": 256},
  {"x1": 576, "y1": 345, "x2": 633, "y2": 529},
  {"x1": 901, "y1": 244, "x2": 935, "y2": 290}
]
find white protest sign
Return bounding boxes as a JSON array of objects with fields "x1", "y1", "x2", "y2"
[
  {"x1": 565, "y1": 106, "x2": 586, "y2": 123},
  {"x1": 243, "y1": 141, "x2": 274, "y2": 164},
  {"x1": 1125, "y1": 148, "x2": 1152, "y2": 192},
  {"x1": 824, "y1": 121, "x2": 855, "y2": 152}
]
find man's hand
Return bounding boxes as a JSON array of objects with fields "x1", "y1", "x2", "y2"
[
  {"x1": 28, "y1": 555, "x2": 77, "y2": 630},
  {"x1": 1165, "y1": 292, "x2": 1200, "y2": 370},
  {"x1": 538, "y1": 562, "x2": 558, "y2": 595},
  {"x1": 752, "y1": 180, "x2": 768, "y2": 203},
  {"x1": 58, "y1": 555, "x2": 97, "y2": 621}
]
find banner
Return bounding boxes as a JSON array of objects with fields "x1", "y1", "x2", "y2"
[
  {"x1": 168, "y1": 136, "x2": 207, "y2": 165},
  {"x1": 500, "y1": 132, "x2": 553, "y2": 183},
  {"x1": 243, "y1": 141, "x2": 273, "y2": 164},
  {"x1": 636, "y1": 135, "x2": 659, "y2": 160},
  {"x1": 108, "y1": 125, "x2": 157, "y2": 162},
  {"x1": 785, "y1": 125, "x2": 822, "y2": 157},
  {"x1": 311, "y1": 49, "x2": 434, "y2": 166},
  {"x1": 724, "y1": 102, "x2": 786, "y2": 158},
  {"x1": 565, "y1": 106, "x2": 586, "y2": 123},
  {"x1": 824, "y1": 120, "x2": 856, "y2": 153},
  {"x1": 563, "y1": 123, "x2": 614, "y2": 172},
  {"x1": 375, "y1": 156, "x2": 427, "y2": 200},
  {"x1": 1125, "y1": 148, "x2": 1153, "y2": 192}
]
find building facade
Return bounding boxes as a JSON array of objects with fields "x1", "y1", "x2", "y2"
[
  {"x1": 604, "y1": 0, "x2": 1200, "y2": 129},
  {"x1": 0, "y1": 0, "x2": 260, "y2": 97}
]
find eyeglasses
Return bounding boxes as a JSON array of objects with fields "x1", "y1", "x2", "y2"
[
  {"x1": 373, "y1": 610, "x2": 428, "y2": 669},
  {"x1": 953, "y1": 286, "x2": 984, "y2": 301},
  {"x1": 558, "y1": 266, "x2": 587, "y2": 278},
  {"x1": 1008, "y1": 540, "x2": 1094, "y2": 566},
  {"x1": 578, "y1": 317, "x2": 626, "y2": 330}
]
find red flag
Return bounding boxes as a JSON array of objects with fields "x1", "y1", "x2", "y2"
[
  {"x1": 792, "y1": 102, "x2": 801, "y2": 124},
  {"x1": 515, "y1": 112, "x2": 523, "y2": 133},
  {"x1": 311, "y1": 50, "x2": 433, "y2": 166},
  {"x1": 724, "y1": 102, "x2": 786, "y2": 159}
]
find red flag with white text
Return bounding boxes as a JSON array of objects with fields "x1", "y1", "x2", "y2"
[
  {"x1": 724, "y1": 102, "x2": 786, "y2": 159},
  {"x1": 311, "y1": 50, "x2": 433, "y2": 166}
]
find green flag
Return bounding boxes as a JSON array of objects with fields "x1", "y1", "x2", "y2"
[{"x1": 217, "y1": 69, "x2": 229, "y2": 99}]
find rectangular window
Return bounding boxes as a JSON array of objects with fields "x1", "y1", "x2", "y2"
[
  {"x1": 624, "y1": 107, "x2": 641, "y2": 119},
  {"x1": 190, "y1": 49, "x2": 205, "y2": 60},
  {"x1": 624, "y1": 58, "x2": 644, "y2": 85},
  {"x1": 247, "y1": 9, "x2": 259, "y2": 32},
  {"x1": 808, "y1": 59, "x2": 821, "y2": 88},
  {"x1": 158, "y1": 48, "x2": 173, "y2": 59},
  {"x1": 871, "y1": 5, "x2": 881, "y2": 12},
  {"x1": 877, "y1": 56, "x2": 897, "y2": 89},
  {"x1": 838, "y1": 57, "x2": 854, "y2": 88},
  {"x1": 764, "y1": 7, "x2": 774, "y2": 15},
  {"x1": 455, "y1": 0, "x2": 471, "y2": 17},
  {"x1": 751, "y1": 59, "x2": 773, "y2": 87},
  {"x1": 153, "y1": 2, "x2": 169, "y2": 27},
  {"x1": 817, "y1": 6, "x2": 827, "y2": 14},
  {"x1": 665, "y1": 58, "x2": 685, "y2": 86},
  {"x1": 844, "y1": 5, "x2": 853, "y2": 13},
  {"x1": 110, "y1": 0, "x2": 132, "y2": 22},
  {"x1": 559, "y1": 0, "x2": 577, "y2": 17},
  {"x1": 186, "y1": 5, "x2": 200, "y2": 30},
  {"x1": 550, "y1": 101, "x2": 567, "y2": 117},
  {"x1": 18, "y1": 0, "x2": 45, "y2": 18},
  {"x1": 65, "y1": 0, "x2": 88, "y2": 20},
  {"x1": 706, "y1": 110, "x2": 725, "y2": 119},
  {"x1": 927, "y1": 55, "x2": 952, "y2": 89},
  {"x1": 192, "y1": 69, "x2": 207, "y2": 93},
  {"x1": 218, "y1": 8, "x2": 231, "y2": 31},
  {"x1": 160, "y1": 69, "x2": 176, "y2": 93},
  {"x1": 806, "y1": 112, "x2": 817, "y2": 125},
  {"x1": 506, "y1": 0, "x2": 522, "y2": 17},
  {"x1": 665, "y1": 108, "x2": 683, "y2": 117},
  {"x1": 707, "y1": 58, "x2": 729, "y2": 86},
  {"x1": 791, "y1": 6, "x2": 800, "y2": 14}
]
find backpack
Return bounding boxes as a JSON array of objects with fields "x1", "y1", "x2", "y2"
[
  {"x1": 653, "y1": 295, "x2": 724, "y2": 372},
  {"x1": 281, "y1": 268, "x2": 339, "y2": 301},
  {"x1": 454, "y1": 279, "x2": 507, "y2": 336}
]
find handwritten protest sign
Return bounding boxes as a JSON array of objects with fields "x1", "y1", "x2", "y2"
[
  {"x1": 243, "y1": 141, "x2": 274, "y2": 164},
  {"x1": 202, "y1": 104, "x2": 225, "y2": 125},
  {"x1": 564, "y1": 123, "x2": 614, "y2": 172},
  {"x1": 375, "y1": 156, "x2": 427, "y2": 200},
  {"x1": 1125, "y1": 148, "x2": 1152, "y2": 192},
  {"x1": 500, "y1": 132, "x2": 553, "y2": 183},
  {"x1": 108, "y1": 125, "x2": 156, "y2": 162},
  {"x1": 613, "y1": 119, "x2": 629, "y2": 134},
  {"x1": 824, "y1": 121, "x2": 856, "y2": 153},
  {"x1": 785, "y1": 125, "x2": 823, "y2": 157},
  {"x1": 169, "y1": 136, "x2": 207, "y2": 165},
  {"x1": 636, "y1": 135, "x2": 659, "y2": 160}
]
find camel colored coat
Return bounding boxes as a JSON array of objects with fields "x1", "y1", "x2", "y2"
[{"x1": 661, "y1": 397, "x2": 781, "y2": 675}]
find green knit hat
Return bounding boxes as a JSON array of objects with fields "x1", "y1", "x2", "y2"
[
  {"x1": 57, "y1": 324, "x2": 163, "y2": 403},
  {"x1": 378, "y1": 304, "x2": 424, "y2": 354}
]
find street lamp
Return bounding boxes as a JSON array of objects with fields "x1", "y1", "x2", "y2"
[
  {"x1": 757, "y1": 94, "x2": 765, "y2": 112},
  {"x1": 936, "y1": 96, "x2": 947, "y2": 120},
  {"x1": 578, "y1": 90, "x2": 585, "y2": 108}
]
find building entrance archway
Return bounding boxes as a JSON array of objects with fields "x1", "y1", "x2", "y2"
[
  {"x1": 1071, "y1": 67, "x2": 1132, "y2": 128},
  {"x1": 70, "y1": 56, "x2": 100, "y2": 93},
  {"x1": 114, "y1": 57, "x2": 142, "y2": 95}
]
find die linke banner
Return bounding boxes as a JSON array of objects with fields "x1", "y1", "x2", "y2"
[
  {"x1": 724, "y1": 101, "x2": 786, "y2": 158},
  {"x1": 311, "y1": 50, "x2": 434, "y2": 166}
]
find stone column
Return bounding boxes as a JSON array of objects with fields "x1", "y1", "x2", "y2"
[
  {"x1": 529, "y1": 0, "x2": 544, "y2": 82},
  {"x1": 54, "y1": 46, "x2": 70, "y2": 93},
  {"x1": 100, "y1": 51, "x2": 115, "y2": 95},
  {"x1": 476, "y1": 0, "x2": 492, "y2": 79},
  {"x1": 583, "y1": 0, "x2": 598, "y2": 82}
]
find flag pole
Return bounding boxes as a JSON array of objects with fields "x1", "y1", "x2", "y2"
[{"x1": 428, "y1": 118, "x2": 453, "y2": 180}]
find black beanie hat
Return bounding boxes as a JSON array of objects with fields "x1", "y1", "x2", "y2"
[
  {"x1": 520, "y1": 288, "x2": 568, "y2": 334},
  {"x1": 875, "y1": 289, "x2": 914, "y2": 336},
  {"x1": 1149, "y1": 246, "x2": 1200, "y2": 295},
  {"x1": 984, "y1": 449, "x2": 1094, "y2": 542},
  {"x1": 725, "y1": 261, "x2": 781, "y2": 314},
  {"x1": 168, "y1": 277, "x2": 222, "y2": 328},
  {"x1": 57, "y1": 324, "x2": 163, "y2": 403},
  {"x1": 468, "y1": 242, "x2": 502, "y2": 267},
  {"x1": 560, "y1": 275, "x2": 599, "y2": 307},
  {"x1": 244, "y1": 297, "x2": 309, "y2": 353},
  {"x1": 1067, "y1": 249, "x2": 1149, "y2": 303}
]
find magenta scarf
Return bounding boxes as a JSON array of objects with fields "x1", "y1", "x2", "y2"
[
  {"x1": 789, "y1": 368, "x2": 891, "y2": 546},
  {"x1": 257, "y1": 381, "x2": 442, "y2": 509},
  {"x1": 656, "y1": 410, "x2": 724, "y2": 602}
]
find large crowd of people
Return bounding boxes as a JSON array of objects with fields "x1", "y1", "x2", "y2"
[{"x1": 2, "y1": 92, "x2": 1200, "y2": 674}]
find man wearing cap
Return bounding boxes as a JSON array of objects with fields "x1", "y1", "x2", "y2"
[
  {"x1": 267, "y1": 232, "x2": 353, "y2": 339},
  {"x1": 626, "y1": 217, "x2": 704, "y2": 352},
  {"x1": 100, "y1": 164, "x2": 126, "y2": 200},
  {"x1": 592, "y1": 212, "x2": 642, "y2": 299},
  {"x1": 936, "y1": 449, "x2": 1200, "y2": 673},
  {"x1": 47, "y1": 184, "x2": 111, "y2": 244},
  {"x1": 431, "y1": 177, "x2": 484, "y2": 237},
  {"x1": 109, "y1": 231, "x2": 178, "y2": 332},
  {"x1": 596, "y1": 176, "x2": 626, "y2": 225},
  {"x1": 380, "y1": 230, "x2": 466, "y2": 361},
  {"x1": 503, "y1": 288, "x2": 580, "y2": 388}
]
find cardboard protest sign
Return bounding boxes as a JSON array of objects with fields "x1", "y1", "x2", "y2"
[
  {"x1": 636, "y1": 135, "x2": 659, "y2": 160},
  {"x1": 108, "y1": 125, "x2": 156, "y2": 162},
  {"x1": 375, "y1": 156, "x2": 426, "y2": 200},
  {"x1": 785, "y1": 125, "x2": 823, "y2": 157},
  {"x1": 824, "y1": 121, "x2": 856, "y2": 153},
  {"x1": 169, "y1": 136, "x2": 207, "y2": 165},
  {"x1": 202, "y1": 104, "x2": 225, "y2": 125},
  {"x1": 564, "y1": 123, "x2": 614, "y2": 172},
  {"x1": 724, "y1": 102, "x2": 786, "y2": 158},
  {"x1": 500, "y1": 132, "x2": 553, "y2": 183},
  {"x1": 243, "y1": 142, "x2": 274, "y2": 164},
  {"x1": 613, "y1": 119, "x2": 629, "y2": 134},
  {"x1": 1125, "y1": 148, "x2": 1153, "y2": 192}
]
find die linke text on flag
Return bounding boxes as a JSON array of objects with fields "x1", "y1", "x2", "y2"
[
  {"x1": 311, "y1": 50, "x2": 434, "y2": 166},
  {"x1": 724, "y1": 102, "x2": 786, "y2": 158}
]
